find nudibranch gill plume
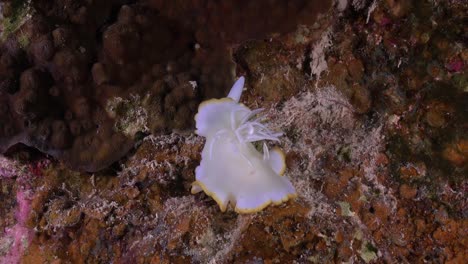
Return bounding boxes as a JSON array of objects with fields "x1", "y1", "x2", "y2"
[{"x1": 191, "y1": 76, "x2": 297, "y2": 213}]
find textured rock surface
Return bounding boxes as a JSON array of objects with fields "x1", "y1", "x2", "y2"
[{"x1": 1, "y1": 0, "x2": 467, "y2": 263}]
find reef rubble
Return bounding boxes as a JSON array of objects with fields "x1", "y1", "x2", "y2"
[{"x1": 0, "y1": 0, "x2": 466, "y2": 263}]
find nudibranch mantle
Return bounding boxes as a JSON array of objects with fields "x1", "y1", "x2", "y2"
[{"x1": 192, "y1": 76, "x2": 297, "y2": 213}]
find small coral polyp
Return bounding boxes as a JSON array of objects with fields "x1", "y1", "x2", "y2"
[{"x1": 192, "y1": 77, "x2": 297, "y2": 213}]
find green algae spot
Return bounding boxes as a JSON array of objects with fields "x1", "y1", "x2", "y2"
[
  {"x1": 337, "y1": 201, "x2": 354, "y2": 217},
  {"x1": 1, "y1": 0, "x2": 31, "y2": 41},
  {"x1": 359, "y1": 242, "x2": 378, "y2": 263}
]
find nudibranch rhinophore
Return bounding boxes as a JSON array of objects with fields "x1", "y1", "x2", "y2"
[{"x1": 191, "y1": 76, "x2": 297, "y2": 213}]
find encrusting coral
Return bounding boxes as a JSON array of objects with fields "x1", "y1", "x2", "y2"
[{"x1": 191, "y1": 77, "x2": 297, "y2": 213}]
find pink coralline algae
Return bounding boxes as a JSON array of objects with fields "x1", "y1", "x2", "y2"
[
  {"x1": 28, "y1": 160, "x2": 50, "y2": 177},
  {"x1": 0, "y1": 157, "x2": 41, "y2": 263},
  {"x1": 0, "y1": 190, "x2": 34, "y2": 264},
  {"x1": 446, "y1": 59, "x2": 464, "y2": 73}
]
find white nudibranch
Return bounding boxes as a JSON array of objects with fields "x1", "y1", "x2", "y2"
[{"x1": 191, "y1": 76, "x2": 297, "y2": 213}]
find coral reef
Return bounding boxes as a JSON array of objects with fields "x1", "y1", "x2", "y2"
[
  {"x1": 0, "y1": 0, "x2": 466, "y2": 263},
  {"x1": 0, "y1": 1, "x2": 134, "y2": 171},
  {"x1": 0, "y1": 0, "x2": 335, "y2": 171}
]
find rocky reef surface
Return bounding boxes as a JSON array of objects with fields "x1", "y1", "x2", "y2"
[{"x1": 0, "y1": 0, "x2": 466, "y2": 263}]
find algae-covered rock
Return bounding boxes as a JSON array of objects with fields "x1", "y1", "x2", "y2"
[{"x1": 0, "y1": 0, "x2": 466, "y2": 263}]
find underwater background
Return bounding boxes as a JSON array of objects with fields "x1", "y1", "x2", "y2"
[{"x1": 0, "y1": 0, "x2": 466, "y2": 263}]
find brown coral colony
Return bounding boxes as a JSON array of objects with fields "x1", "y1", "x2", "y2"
[
  {"x1": 0, "y1": 3, "x2": 203, "y2": 171},
  {"x1": 1, "y1": 0, "x2": 331, "y2": 172},
  {"x1": 0, "y1": 13, "x2": 129, "y2": 171}
]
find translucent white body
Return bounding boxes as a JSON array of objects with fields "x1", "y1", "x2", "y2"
[{"x1": 192, "y1": 77, "x2": 297, "y2": 213}]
